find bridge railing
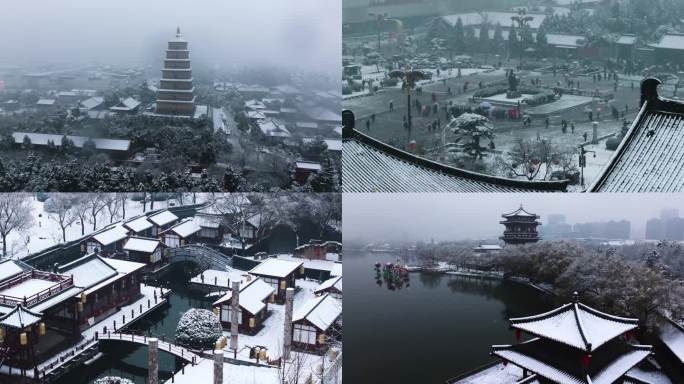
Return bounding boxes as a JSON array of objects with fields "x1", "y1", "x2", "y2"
[{"x1": 97, "y1": 331, "x2": 200, "y2": 365}]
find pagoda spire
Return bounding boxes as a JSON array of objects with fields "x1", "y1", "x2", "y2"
[{"x1": 176, "y1": 27, "x2": 182, "y2": 39}]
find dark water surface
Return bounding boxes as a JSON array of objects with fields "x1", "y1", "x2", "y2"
[{"x1": 345, "y1": 251, "x2": 552, "y2": 384}]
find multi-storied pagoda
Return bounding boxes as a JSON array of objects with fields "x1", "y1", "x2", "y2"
[
  {"x1": 492, "y1": 292, "x2": 652, "y2": 383},
  {"x1": 155, "y1": 27, "x2": 195, "y2": 116},
  {"x1": 500, "y1": 205, "x2": 541, "y2": 245}
]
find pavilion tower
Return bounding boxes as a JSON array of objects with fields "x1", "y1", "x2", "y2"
[
  {"x1": 491, "y1": 292, "x2": 652, "y2": 383},
  {"x1": 499, "y1": 204, "x2": 540, "y2": 245},
  {"x1": 155, "y1": 27, "x2": 195, "y2": 116}
]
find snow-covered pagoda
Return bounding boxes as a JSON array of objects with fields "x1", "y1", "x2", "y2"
[
  {"x1": 341, "y1": 110, "x2": 570, "y2": 193},
  {"x1": 500, "y1": 205, "x2": 541, "y2": 245},
  {"x1": 492, "y1": 293, "x2": 652, "y2": 384},
  {"x1": 155, "y1": 27, "x2": 196, "y2": 116}
]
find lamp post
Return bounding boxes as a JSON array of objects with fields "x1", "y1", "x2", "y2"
[
  {"x1": 579, "y1": 144, "x2": 596, "y2": 187},
  {"x1": 511, "y1": 9, "x2": 533, "y2": 68},
  {"x1": 389, "y1": 67, "x2": 426, "y2": 141}
]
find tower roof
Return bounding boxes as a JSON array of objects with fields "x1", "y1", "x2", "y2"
[
  {"x1": 0, "y1": 304, "x2": 42, "y2": 328},
  {"x1": 502, "y1": 204, "x2": 538, "y2": 218},
  {"x1": 509, "y1": 293, "x2": 639, "y2": 352}
]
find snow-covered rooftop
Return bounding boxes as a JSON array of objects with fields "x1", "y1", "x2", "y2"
[
  {"x1": 147, "y1": 210, "x2": 178, "y2": 226},
  {"x1": 58, "y1": 253, "x2": 118, "y2": 289},
  {"x1": 314, "y1": 276, "x2": 342, "y2": 294},
  {"x1": 79, "y1": 96, "x2": 104, "y2": 110},
  {"x1": 330, "y1": 263, "x2": 342, "y2": 277},
  {"x1": 123, "y1": 215, "x2": 154, "y2": 233},
  {"x1": 195, "y1": 214, "x2": 221, "y2": 229},
  {"x1": 91, "y1": 224, "x2": 129, "y2": 246},
  {"x1": 276, "y1": 255, "x2": 338, "y2": 272},
  {"x1": 0, "y1": 259, "x2": 28, "y2": 282},
  {"x1": 213, "y1": 277, "x2": 275, "y2": 315},
  {"x1": 295, "y1": 161, "x2": 322, "y2": 171},
  {"x1": 659, "y1": 319, "x2": 684, "y2": 365},
  {"x1": 124, "y1": 237, "x2": 162, "y2": 253},
  {"x1": 649, "y1": 33, "x2": 684, "y2": 50},
  {"x1": 0, "y1": 305, "x2": 42, "y2": 328},
  {"x1": 292, "y1": 293, "x2": 341, "y2": 331},
  {"x1": 510, "y1": 301, "x2": 638, "y2": 352},
  {"x1": 165, "y1": 218, "x2": 201, "y2": 238},
  {"x1": 250, "y1": 258, "x2": 303, "y2": 278},
  {"x1": 546, "y1": 34, "x2": 585, "y2": 48},
  {"x1": 109, "y1": 97, "x2": 141, "y2": 111}
]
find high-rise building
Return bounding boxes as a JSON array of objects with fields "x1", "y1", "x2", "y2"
[{"x1": 155, "y1": 27, "x2": 195, "y2": 116}]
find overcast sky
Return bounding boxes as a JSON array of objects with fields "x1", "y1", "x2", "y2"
[
  {"x1": 1, "y1": 0, "x2": 340, "y2": 73},
  {"x1": 343, "y1": 194, "x2": 684, "y2": 243}
]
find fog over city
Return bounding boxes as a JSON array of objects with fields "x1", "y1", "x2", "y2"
[
  {"x1": 343, "y1": 193, "x2": 684, "y2": 242},
  {"x1": 1, "y1": 0, "x2": 341, "y2": 73}
]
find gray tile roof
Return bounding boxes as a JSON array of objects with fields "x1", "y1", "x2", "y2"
[
  {"x1": 342, "y1": 126, "x2": 569, "y2": 193},
  {"x1": 591, "y1": 78, "x2": 684, "y2": 192}
]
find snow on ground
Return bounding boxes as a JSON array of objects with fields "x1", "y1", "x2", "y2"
[
  {"x1": 452, "y1": 363, "x2": 529, "y2": 384},
  {"x1": 4, "y1": 194, "x2": 210, "y2": 259},
  {"x1": 525, "y1": 95, "x2": 594, "y2": 115},
  {"x1": 164, "y1": 357, "x2": 279, "y2": 384}
]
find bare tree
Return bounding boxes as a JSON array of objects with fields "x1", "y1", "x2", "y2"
[
  {"x1": 85, "y1": 193, "x2": 108, "y2": 231},
  {"x1": 117, "y1": 193, "x2": 129, "y2": 220},
  {"x1": 104, "y1": 194, "x2": 123, "y2": 223},
  {"x1": 0, "y1": 193, "x2": 34, "y2": 257},
  {"x1": 213, "y1": 193, "x2": 251, "y2": 251},
  {"x1": 72, "y1": 194, "x2": 89, "y2": 236},
  {"x1": 45, "y1": 195, "x2": 79, "y2": 242}
]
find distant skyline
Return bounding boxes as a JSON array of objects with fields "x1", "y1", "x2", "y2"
[
  {"x1": 0, "y1": 0, "x2": 341, "y2": 73},
  {"x1": 343, "y1": 194, "x2": 684, "y2": 243}
]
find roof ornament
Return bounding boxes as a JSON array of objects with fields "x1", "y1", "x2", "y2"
[
  {"x1": 176, "y1": 27, "x2": 182, "y2": 39},
  {"x1": 572, "y1": 291, "x2": 579, "y2": 303}
]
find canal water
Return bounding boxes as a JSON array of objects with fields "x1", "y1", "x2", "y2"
[
  {"x1": 345, "y1": 251, "x2": 553, "y2": 384},
  {"x1": 55, "y1": 265, "x2": 216, "y2": 384}
]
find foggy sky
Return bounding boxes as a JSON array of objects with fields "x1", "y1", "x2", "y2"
[
  {"x1": 2, "y1": 0, "x2": 340, "y2": 73},
  {"x1": 343, "y1": 194, "x2": 684, "y2": 243}
]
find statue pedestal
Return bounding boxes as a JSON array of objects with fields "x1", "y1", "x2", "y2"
[{"x1": 506, "y1": 90, "x2": 522, "y2": 99}]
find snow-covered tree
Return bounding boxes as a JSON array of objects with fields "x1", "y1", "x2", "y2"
[
  {"x1": 449, "y1": 113, "x2": 495, "y2": 163},
  {"x1": 0, "y1": 193, "x2": 34, "y2": 257},
  {"x1": 45, "y1": 194, "x2": 79, "y2": 242},
  {"x1": 175, "y1": 308, "x2": 223, "y2": 350},
  {"x1": 93, "y1": 377, "x2": 134, "y2": 384}
]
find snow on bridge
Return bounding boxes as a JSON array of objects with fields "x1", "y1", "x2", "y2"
[{"x1": 98, "y1": 332, "x2": 201, "y2": 364}]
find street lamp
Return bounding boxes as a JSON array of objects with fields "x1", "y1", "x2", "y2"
[
  {"x1": 579, "y1": 144, "x2": 596, "y2": 187},
  {"x1": 511, "y1": 9, "x2": 534, "y2": 68},
  {"x1": 389, "y1": 67, "x2": 427, "y2": 140}
]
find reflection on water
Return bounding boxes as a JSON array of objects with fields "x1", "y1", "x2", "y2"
[{"x1": 346, "y1": 251, "x2": 553, "y2": 384}]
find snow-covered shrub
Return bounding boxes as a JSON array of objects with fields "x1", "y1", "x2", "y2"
[
  {"x1": 175, "y1": 308, "x2": 223, "y2": 350},
  {"x1": 605, "y1": 136, "x2": 621, "y2": 150},
  {"x1": 93, "y1": 377, "x2": 134, "y2": 384}
]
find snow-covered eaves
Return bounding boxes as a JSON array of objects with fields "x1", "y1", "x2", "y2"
[
  {"x1": 276, "y1": 255, "x2": 337, "y2": 272},
  {"x1": 165, "y1": 218, "x2": 201, "y2": 238},
  {"x1": 591, "y1": 78, "x2": 684, "y2": 192},
  {"x1": 249, "y1": 258, "x2": 303, "y2": 279},
  {"x1": 123, "y1": 215, "x2": 154, "y2": 233},
  {"x1": 124, "y1": 237, "x2": 161, "y2": 254},
  {"x1": 57, "y1": 253, "x2": 118, "y2": 290},
  {"x1": 147, "y1": 210, "x2": 178, "y2": 227},
  {"x1": 659, "y1": 318, "x2": 684, "y2": 365},
  {"x1": 314, "y1": 276, "x2": 342, "y2": 294},
  {"x1": 0, "y1": 305, "x2": 42, "y2": 328},
  {"x1": 212, "y1": 277, "x2": 275, "y2": 315},
  {"x1": 91, "y1": 224, "x2": 129, "y2": 246},
  {"x1": 195, "y1": 214, "x2": 221, "y2": 229},
  {"x1": 293, "y1": 293, "x2": 341, "y2": 331},
  {"x1": 0, "y1": 259, "x2": 29, "y2": 282},
  {"x1": 109, "y1": 97, "x2": 141, "y2": 111},
  {"x1": 296, "y1": 161, "x2": 322, "y2": 171},
  {"x1": 343, "y1": 128, "x2": 569, "y2": 192}
]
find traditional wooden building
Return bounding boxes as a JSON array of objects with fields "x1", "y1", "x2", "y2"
[
  {"x1": 123, "y1": 236, "x2": 166, "y2": 268},
  {"x1": 499, "y1": 205, "x2": 541, "y2": 245},
  {"x1": 342, "y1": 110, "x2": 569, "y2": 192},
  {"x1": 155, "y1": 27, "x2": 196, "y2": 116},
  {"x1": 82, "y1": 224, "x2": 130, "y2": 256},
  {"x1": 147, "y1": 209, "x2": 179, "y2": 236},
  {"x1": 491, "y1": 292, "x2": 652, "y2": 383},
  {"x1": 249, "y1": 258, "x2": 303, "y2": 303},
  {"x1": 314, "y1": 275, "x2": 342, "y2": 299},
  {"x1": 291, "y1": 293, "x2": 342, "y2": 353},
  {"x1": 159, "y1": 218, "x2": 200, "y2": 248},
  {"x1": 122, "y1": 215, "x2": 154, "y2": 237},
  {"x1": 57, "y1": 254, "x2": 145, "y2": 329},
  {"x1": 212, "y1": 276, "x2": 275, "y2": 334},
  {"x1": 195, "y1": 214, "x2": 223, "y2": 243},
  {"x1": 590, "y1": 78, "x2": 684, "y2": 192}
]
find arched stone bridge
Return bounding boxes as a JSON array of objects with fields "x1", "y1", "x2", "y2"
[
  {"x1": 97, "y1": 332, "x2": 201, "y2": 364},
  {"x1": 167, "y1": 244, "x2": 233, "y2": 271}
]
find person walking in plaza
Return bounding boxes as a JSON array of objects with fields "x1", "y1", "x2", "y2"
[
  {"x1": 571, "y1": 121, "x2": 575, "y2": 134},
  {"x1": 366, "y1": 119, "x2": 370, "y2": 131},
  {"x1": 389, "y1": 100, "x2": 394, "y2": 112},
  {"x1": 371, "y1": 113, "x2": 376, "y2": 124}
]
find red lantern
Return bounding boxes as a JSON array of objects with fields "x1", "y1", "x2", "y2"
[
  {"x1": 581, "y1": 354, "x2": 591, "y2": 368},
  {"x1": 515, "y1": 329, "x2": 521, "y2": 342}
]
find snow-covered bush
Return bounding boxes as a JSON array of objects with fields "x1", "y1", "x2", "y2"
[
  {"x1": 175, "y1": 308, "x2": 223, "y2": 350},
  {"x1": 93, "y1": 377, "x2": 134, "y2": 384}
]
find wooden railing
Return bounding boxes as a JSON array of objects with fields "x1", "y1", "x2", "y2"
[{"x1": 0, "y1": 271, "x2": 73, "y2": 307}]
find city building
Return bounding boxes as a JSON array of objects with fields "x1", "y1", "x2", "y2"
[
  {"x1": 499, "y1": 205, "x2": 541, "y2": 245},
  {"x1": 155, "y1": 27, "x2": 196, "y2": 116}
]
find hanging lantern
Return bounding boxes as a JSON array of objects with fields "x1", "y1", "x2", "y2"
[
  {"x1": 39, "y1": 322, "x2": 46, "y2": 336},
  {"x1": 249, "y1": 318, "x2": 256, "y2": 328},
  {"x1": 515, "y1": 329, "x2": 521, "y2": 342},
  {"x1": 299, "y1": 265, "x2": 305, "y2": 274},
  {"x1": 215, "y1": 340, "x2": 222, "y2": 350},
  {"x1": 213, "y1": 307, "x2": 219, "y2": 316},
  {"x1": 279, "y1": 281, "x2": 286, "y2": 290},
  {"x1": 318, "y1": 333, "x2": 326, "y2": 345},
  {"x1": 0, "y1": 327, "x2": 4, "y2": 343},
  {"x1": 258, "y1": 349, "x2": 267, "y2": 361},
  {"x1": 581, "y1": 353, "x2": 591, "y2": 368},
  {"x1": 78, "y1": 302, "x2": 84, "y2": 312},
  {"x1": 80, "y1": 243, "x2": 86, "y2": 253},
  {"x1": 80, "y1": 292, "x2": 87, "y2": 304},
  {"x1": 20, "y1": 332, "x2": 27, "y2": 346}
]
